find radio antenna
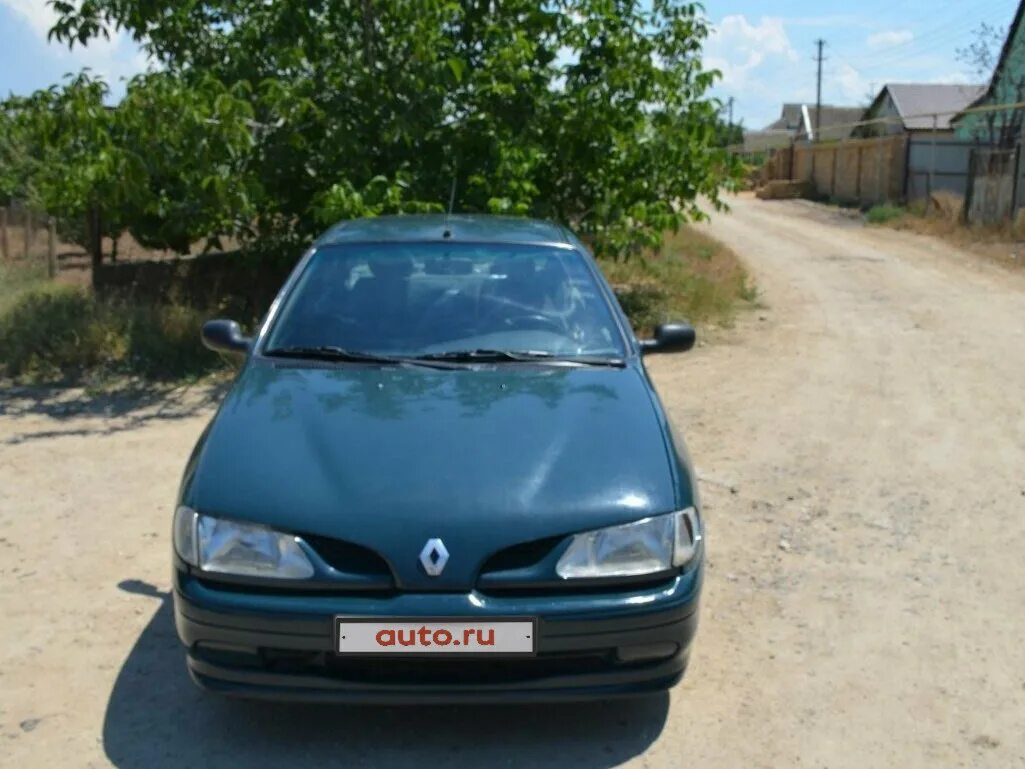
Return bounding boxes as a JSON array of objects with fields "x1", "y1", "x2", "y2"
[{"x1": 446, "y1": 172, "x2": 457, "y2": 221}]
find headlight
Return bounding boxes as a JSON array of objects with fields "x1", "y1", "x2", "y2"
[
  {"x1": 173, "y1": 506, "x2": 315, "y2": 579},
  {"x1": 556, "y1": 507, "x2": 702, "y2": 579}
]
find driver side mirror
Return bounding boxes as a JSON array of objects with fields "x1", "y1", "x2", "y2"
[
  {"x1": 639, "y1": 323, "x2": 696, "y2": 355},
  {"x1": 201, "y1": 319, "x2": 252, "y2": 355}
]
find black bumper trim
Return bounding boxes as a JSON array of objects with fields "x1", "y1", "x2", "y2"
[{"x1": 187, "y1": 652, "x2": 688, "y2": 704}]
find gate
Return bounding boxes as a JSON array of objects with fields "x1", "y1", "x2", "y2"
[{"x1": 965, "y1": 147, "x2": 1020, "y2": 225}]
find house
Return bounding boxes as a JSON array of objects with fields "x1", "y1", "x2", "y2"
[
  {"x1": 846, "y1": 83, "x2": 984, "y2": 202},
  {"x1": 742, "y1": 103, "x2": 864, "y2": 152},
  {"x1": 856, "y1": 84, "x2": 986, "y2": 137},
  {"x1": 763, "y1": 102, "x2": 864, "y2": 142},
  {"x1": 953, "y1": 1, "x2": 1025, "y2": 146}
]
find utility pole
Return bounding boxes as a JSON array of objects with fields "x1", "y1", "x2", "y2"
[
  {"x1": 727, "y1": 96, "x2": 734, "y2": 129},
  {"x1": 815, "y1": 39, "x2": 826, "y2": 142}
]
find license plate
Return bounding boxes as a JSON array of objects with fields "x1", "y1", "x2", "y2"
[{"x1": 334, "y1": 617, "x2": 536, "y2": 655}]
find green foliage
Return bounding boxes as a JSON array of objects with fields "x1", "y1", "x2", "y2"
[
  {"x1": 313, "y1": 173, "x2": 444, "y2": 224},
  {"x1": 115, "y1": 73, "x2": 258, "y2": 253},
  {"x1": 1, "y1": 73, "x2": 121, "y2": 246},
  {"x1": 866, "y1": 204, "x2": 906, "y2": 225},
  {"x1": 2, "y1": 71, "x2": 258, "y2": 254},
  {"x1": 0, "y1": 284, "x2": 221, "y2": 382},
  {"x1": 40, "y1": 0, "x2": 740, "y2": 259}
]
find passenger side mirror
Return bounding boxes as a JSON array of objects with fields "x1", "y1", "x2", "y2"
[
  {"x1": 201, "y1": 319, "x2": 252, "y2": 355},
  {"x1": 639, "y1": 323, "x2": 696, "y2": 355}
]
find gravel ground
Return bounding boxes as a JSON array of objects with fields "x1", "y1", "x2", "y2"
[{"x1": 2, "y1": 193, "x2": 1025, "y2": 768}]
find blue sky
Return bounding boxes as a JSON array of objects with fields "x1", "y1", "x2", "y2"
[
  {"x1": 0, "y1": 0, "x2": 1021, "y2": 127},
  {"x1": 703, "y1": 0, "x2": 1022, "y2": 127}
]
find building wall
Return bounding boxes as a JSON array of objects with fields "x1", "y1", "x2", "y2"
[
  {"x1": 955, "y1": 15, "x2": 1025, "y2": 142},
  {"x1": 861, "y1": 93, "x2": 904, "y2": 136}
]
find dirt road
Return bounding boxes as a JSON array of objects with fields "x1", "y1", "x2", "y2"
[{"x1": 2, "y1": 194, "x2": 1025, "y2": 768}]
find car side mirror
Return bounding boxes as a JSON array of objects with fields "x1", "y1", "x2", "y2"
[
  {"x1": 201, "y1": 319, "x2": 252, "y2": 355},
  {"x1": 639, "y1": 323, "x2": 696, "y2": 355}
]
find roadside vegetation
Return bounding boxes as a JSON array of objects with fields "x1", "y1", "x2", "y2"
[
  {"x1": 0, "y1": 225, "x2": 754, "y2": 385},
  {"x1": 865, "y1": 193, "x2": 1025, "y2": 270},
  {"x1": 0, "y1": 263, "x2": 218, "y2": 383},
  {"x1": 604, "y1": 226, "x2": 757, "y2": 333}
]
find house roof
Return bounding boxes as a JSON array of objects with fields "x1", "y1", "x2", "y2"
[
  {"x1": 763, "y1": 103, "x2": 865, "y2": 140},
  {"x1": 873, "y1": 83, "x2": 986, "y2": 130}
]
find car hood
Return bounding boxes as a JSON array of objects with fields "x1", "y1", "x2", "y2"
[{"x1": 187, "y1": 358, "x2": 684, "y2": 590}]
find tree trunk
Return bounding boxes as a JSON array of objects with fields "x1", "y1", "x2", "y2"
[{"x1": 89, "y1": 205, "x2": 102, "y2": 289}]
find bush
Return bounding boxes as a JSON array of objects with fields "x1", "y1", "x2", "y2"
[
  {"x1": 602, "y1": 226, "x2": 757, "y2": 334},
  {"x1": 0, "y1": 284, "x2": 224, "y2": 383},
  {"x1": 865, "y1": 204, "x2": 906, "y2": 225}
]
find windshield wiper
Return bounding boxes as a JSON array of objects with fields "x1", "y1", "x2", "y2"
[
  {"x1": 413, "y1": 349, "x2": 626, "y2": 367},
  {"x1": 263, "y1": 345, "x2": 407, "y2": 365}
]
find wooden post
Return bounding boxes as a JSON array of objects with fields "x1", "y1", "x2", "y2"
[
  {"x1": 24, "y1": 209, "x2": 34, "y2": 259},
  {"x1": 47, "y1": 217, "x2": 57, "y2": 279},
  {"x1": 929, "y1": 113, "x2": 938, "y2": 202},
  {"x1": 0, "y1": 207, "x2": 8, "y2": 260},
  {"x1": 89, "y1": 204, "x2": 102, "y2": 289}
]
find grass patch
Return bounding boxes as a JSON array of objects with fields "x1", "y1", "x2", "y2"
[
  {"x1": 865, "y1": 203, "x2": 907, "y2": 225},
  {"x1": 870, "y1": 192, "x2": 1025, "y2": 270},
  {"x1": 602, "y1": 225, "x2": 757, "y2": 335},
  {"x1": 0, "y1": 259, "x2": 49, "y2": 317},
  {"x1": 1, "y1": 226, "x2": 754, "y2": 384},
  {"x1": 0, "y1": 283, "x2": 228, "y2": 384}
]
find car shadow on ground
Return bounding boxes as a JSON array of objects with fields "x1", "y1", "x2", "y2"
[
  {"x1": 0, "y1": 380, "x2": 230, "y2": 443},
  {"x1": 103, "y1": 582, "x2": 669, "y2": 769}
]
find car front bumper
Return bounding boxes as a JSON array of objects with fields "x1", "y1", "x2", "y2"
[{"x1": 173, "y1": 565, "x2": 702, "y2": 703}]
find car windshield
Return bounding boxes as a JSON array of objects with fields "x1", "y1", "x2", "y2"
[{"x1": 264, "y1": 242, "x2": 626, "y2": 359}]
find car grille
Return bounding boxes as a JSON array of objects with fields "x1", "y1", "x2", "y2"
[
  {"x1": 478, "y1": 534, "x2": 563, "y2": 574},
  {"x1": 301, "y1": 533, "x2": 394, "y2": 578}
]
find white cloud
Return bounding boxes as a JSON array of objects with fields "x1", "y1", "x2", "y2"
[
  {"x1": 705, "y1": 15, "x2": 811, "y2": 127},
  {"x1": 0, "y1": 0, "x2": 150, "y2": 97},
  {"x1": 835, "y1": 63, "x2": 870, "y2": 103},
  {"x1": 867, "y1": 30, "x2": 914, "y2": 49},
  {"x1": 0, "y1": 0, "x2": 53, "y2": 37},
  {"x1": 705, "y1": 15, "x2": 798, "y2": 91}
]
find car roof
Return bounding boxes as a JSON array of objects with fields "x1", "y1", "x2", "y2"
[{"x1": 316, "y1": 214, "x2": 575, "y2": 247}]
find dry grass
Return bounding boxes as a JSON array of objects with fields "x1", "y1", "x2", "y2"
[
  {"x1": 875, "y1": 192, "x2": 1025, "y2": 270},
  {"x1": 601, "y1": 225, "x2": 758, "y2": 334}
]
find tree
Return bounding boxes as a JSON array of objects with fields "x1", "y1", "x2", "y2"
[
  {"x1": 47, "y1": 0, "x2": 739, "y2": 260},
  {"x1": 2, "y1": 71, "x2": 259, "y2": 262},
  {"x1": 113, "y1": 73, "x2": 258, "y2": 253},
  {"x1": 2, "y1": 73, "x2": 122, "y2": 265}
]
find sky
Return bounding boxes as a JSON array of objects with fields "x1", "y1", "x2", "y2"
[
  {"x1": 0, "y1": 0, "x2": 1021, "y2": 128},
  {"x1": 703, "y1": 0, "x2": 1022, "y2": 127}
]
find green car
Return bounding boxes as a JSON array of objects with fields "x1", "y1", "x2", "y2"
[{"x1": 173, "y1": 215, "x2": 703, "y2": 702}]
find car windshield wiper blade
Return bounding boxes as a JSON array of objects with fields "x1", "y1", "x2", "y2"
[
  {"x1": 413, "y1": 349, "x2": 626, "y2": 367},
  {"x1": 263, "y1": 346, "x2": 406, "y2": 364}
]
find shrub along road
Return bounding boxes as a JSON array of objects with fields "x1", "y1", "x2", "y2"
[{"x1": 2, "y1": 193, "x2": 1025, "y2": 767}]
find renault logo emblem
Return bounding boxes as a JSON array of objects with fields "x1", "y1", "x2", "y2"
[{"x1": 419, "y1": 538, "x2": 449, "y2": 577}]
